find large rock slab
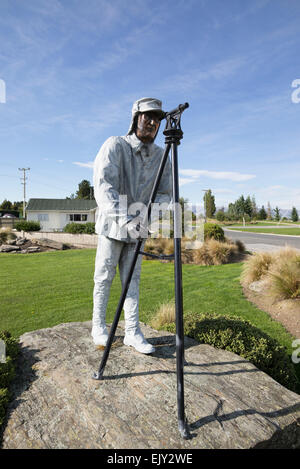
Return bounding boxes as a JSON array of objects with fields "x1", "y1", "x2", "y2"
[
  {"x1": 0, "y1": 244, "x2": 20, "y2": 252},
  {"x1": 32, "y1": 238, "x2": 68, "y2": 250},
  {"x1": 2, "y1": 321, "x2": 300, "y2": 449}
]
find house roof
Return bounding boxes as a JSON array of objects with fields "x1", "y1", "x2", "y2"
[{"x1": 26, "y1": 198, "x2": 97, "y2": 211}]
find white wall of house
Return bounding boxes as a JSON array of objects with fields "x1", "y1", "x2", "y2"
[{"x1": 27, "y1": 210, "x2": 96, "y2": 231}]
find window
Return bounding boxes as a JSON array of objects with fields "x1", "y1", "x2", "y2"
[
  {"x1": 68, "y1": 214, "x2": 88, "y2": 222},
  {"x1": 38, "y1": 214, "x2": 49, "y2": 221}
]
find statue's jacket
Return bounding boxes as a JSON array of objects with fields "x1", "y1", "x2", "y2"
[{"x1": 93, "y1": 133, "x2": 172, "y2": 242}]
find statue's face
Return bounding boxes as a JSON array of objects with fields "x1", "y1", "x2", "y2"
[{"x1": 136, "y1": 112, "x2": 161, "y2": 143}]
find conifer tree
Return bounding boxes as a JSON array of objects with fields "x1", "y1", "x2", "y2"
[
  {"x1": 274, "y1": 206, "x2": 281, "y2": 222},
  {"x1": 291, "y1": 207, "x2": 299, "y2": 222},
  {"x1": 203, "y1": 190, "x2": 216, "y2": 218}
]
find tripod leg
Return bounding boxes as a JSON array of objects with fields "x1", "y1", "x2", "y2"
[
  {"x1": 93, "y1": 239, "x2": 143, "y2": 380},
  {"x1": 171, "y1": 142, "x2": 191, "y2": 439}
]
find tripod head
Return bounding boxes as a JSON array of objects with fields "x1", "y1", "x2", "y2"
[
  {"x1": 163, "y1": 102, "x2": 189, "y2": 145},
  {"x1": 163, "y1": 102, "x2": 189, "y2": 119}
]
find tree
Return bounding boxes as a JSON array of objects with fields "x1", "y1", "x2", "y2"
[
  {"x1": 244, "y1": 196, "x2": 253, "y2": 218},
  {"x1": 76, "y1": 179, "x2": 94, "y2": 199},
  {"x1": 291, "y1": 207, "x2": 299, "y2": 222},
  {"x1": 274, "y1": 206, "x2": 281, "y2": 222},
  {"x1": 12, "y1": 201, "x2": 23, "y2": 211},
  {"x1": 267, "y1": 201, "x2": 272, "y2": 220},
  {"x1": 203, "y1": 190, "x2": 216, "y2": 219},
  {"x1": 227, "y1": 202, "x2": 238, "y2": 221},
  {"x1": 251, "y1": 195, "x2": 258, "y2": 219},
  {"x1": 235, "y1": 195, "x2": 246, "y2": 218},
  {"x1": 258, "y1": 205, "x2": 267, "y2": 220},
  {"x1": 67, "y1": 180, "x2": 95, "y2": 200},
  {"x1": 0, "y1": 199, "x2": 12, "y2": 210},
  {"x1": 216, "y1": 209, "x2": 226, "y2": 222}
]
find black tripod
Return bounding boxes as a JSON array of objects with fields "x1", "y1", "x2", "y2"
[{"x1": 92, "y1": 103, "x2": 191, "y2": 440}]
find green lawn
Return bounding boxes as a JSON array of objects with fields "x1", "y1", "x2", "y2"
[
  {"x1": 0, "y1": 249, "x2": 297, "y2": 357},
  {"x1": 223, "y1": 222, "x2": 299, "y2": 227},
  {"x1": 226, "y1": 227, "x2": 300, "y2": 235}
]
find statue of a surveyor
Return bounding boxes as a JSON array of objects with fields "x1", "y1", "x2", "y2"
[{"x1": 92, "y1": 98, "x2": 172, "y2": 354}]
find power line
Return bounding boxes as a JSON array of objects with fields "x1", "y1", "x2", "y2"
[{"x1": 18, "y1": 168, "x2": 30, "y2": 218}]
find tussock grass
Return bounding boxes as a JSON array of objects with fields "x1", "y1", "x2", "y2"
[
  {"x1": 144, "y1": 237, "x2": 244, "y2": 266},
  {"x1": 242, "y1": 247, "x2": 300, "y2": 300},
  {"x1": 268, "y1": 248, "x2": 300, "y2": 300},
  {"x1": 150, "y1": 301, "x2": 176, "y2": 330},
  {"x1": 241, "y1": 252, "x2": 274, "y2": 285},
  {"x1": 0, "y1": 228, "x2": 16, "y2": 244},
  {"x1": 193, "y1": 238, "x2": 239, "y2": 265}
]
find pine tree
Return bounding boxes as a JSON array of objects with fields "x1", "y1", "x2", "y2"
[
  {"x1": 258, "y1": 205, "x2": 267, "y2": 220},
  {"x1": 75, "y1": 180, "x2": 95, "y2": 199},
  {"x1": 0, "y1": 199, "x2": 12, "y2": 210},
  {"x1": 251, "y1": 195, "x2": 258, "y2": 219},
  {"x1": 274, "y1": 206, "x2": 281, "y2": 222},
  {"x1": 203, "y1": 190, "x2": 216, "y2": 219},
  {"x1": 291, "y1": 207, "x2": 299, "y2": 222},
  {"x1": 244, "y1": 195, "x2": 253, "y2": 218}
]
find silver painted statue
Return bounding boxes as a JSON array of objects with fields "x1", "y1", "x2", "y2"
[{"x1": 92, "y1": 98, "x2": 172, "y2": 353}]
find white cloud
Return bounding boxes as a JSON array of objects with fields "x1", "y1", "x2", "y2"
[
  {"x1": 179, "y1": 177, "x2": 197, "y2": 187},
  {"x1": 179, "y1": 169, "x2": 256, "y2": 182},
  {"x1": 255, "y1": 185, "x2": 300, "y2": 209},
  {"x1": 159, "y1": 56, "x2": 246, "y2": 93},
  {"x1": 73, "y1": 161, "x2": 94, "y2": 169}
]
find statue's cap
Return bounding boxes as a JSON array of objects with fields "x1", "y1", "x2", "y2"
[{"x1": 127, "y1": 97, "x2": 164, "y2": 135}]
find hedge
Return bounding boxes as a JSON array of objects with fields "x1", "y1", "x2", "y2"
[
  {"x1": 164, "y1": 311, "x2": 299, "y2": 393},
  {"x1": 0, "y1": 331, "x2": 19, "y2": 429},
  {"x1": 15, "y1": 220, "x2": 41, "y2": 232},
  {"x1": 63, "y1": 222, "x2": 95, "y2": 234}
]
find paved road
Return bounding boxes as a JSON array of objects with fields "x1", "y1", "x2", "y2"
[{"x1": 224, "y1": 228, "x2": 300, "y2": 252}]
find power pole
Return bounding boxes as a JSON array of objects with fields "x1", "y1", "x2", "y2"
[{"x1": 18, "y1": 168, "x2": 30, "y2": 218}]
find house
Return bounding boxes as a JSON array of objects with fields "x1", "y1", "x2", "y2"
[{"x1": 26, "y1": 198, "x2": 97, "y2": 232}]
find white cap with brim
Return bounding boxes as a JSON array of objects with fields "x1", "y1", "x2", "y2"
[{"x1": 127, "y1": 97, "x2": 165, "y2": 135}]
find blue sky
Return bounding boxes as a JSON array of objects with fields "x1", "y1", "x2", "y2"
[{"x1": 1, "y1": 0, "x2": 300, "y2": 212}]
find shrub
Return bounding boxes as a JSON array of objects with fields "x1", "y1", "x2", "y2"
[
  {"x1": 234, "y1": 239, "x2": 246, "y2": 253},
  {"x1": 15, "y1": 220, "x2": 41, "y2": 232},
  {"x1": 143, "y1": 237, "x2": 196, "y2": 264},
  {"x1": 164, "y1": 311, "x2": 299, "y2": 392},
  {"x1": 193, "y1": 238, "x2": 239, "y2": 265},
  {"x1": 150, "y1": 301, "x2": 176, "y2": 330},
  {"x1": 143, "y1": 237, "x2": 242, "y2": 265},
  {"x1": 241, "y1": 252, "x2": 273, "y2": 285},
  {"x1": 215, "y1": 210, "x2": 226, "y2": 222},
  {"x1": 0, "y1": 331, "x2": 19, "y2": 429},
  {"x1": 241, "y1": 247, "x2": 300, "y2": 301},
  {"x1": 143, "y1": 237, "x2": 174, "y2": 257},
  {"x1": 63, "y1": 222, "x2": 95, "y2": 234},
  {"x1": 268, "y1": 249, "x2": 300, "y2": 300},
  {"x1": 204, "y1": 223, "x2": 225, "y2": 242},
  {"x1": 0, "y1": 229, "x2": 16, "y2": 244},
  {"x1": 83, "y1": 222, "x2": 96, "y2": 234}
]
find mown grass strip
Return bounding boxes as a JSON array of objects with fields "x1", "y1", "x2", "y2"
[{"x1": 226, "y1": 227, "x2": 300, "y2": 235}]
